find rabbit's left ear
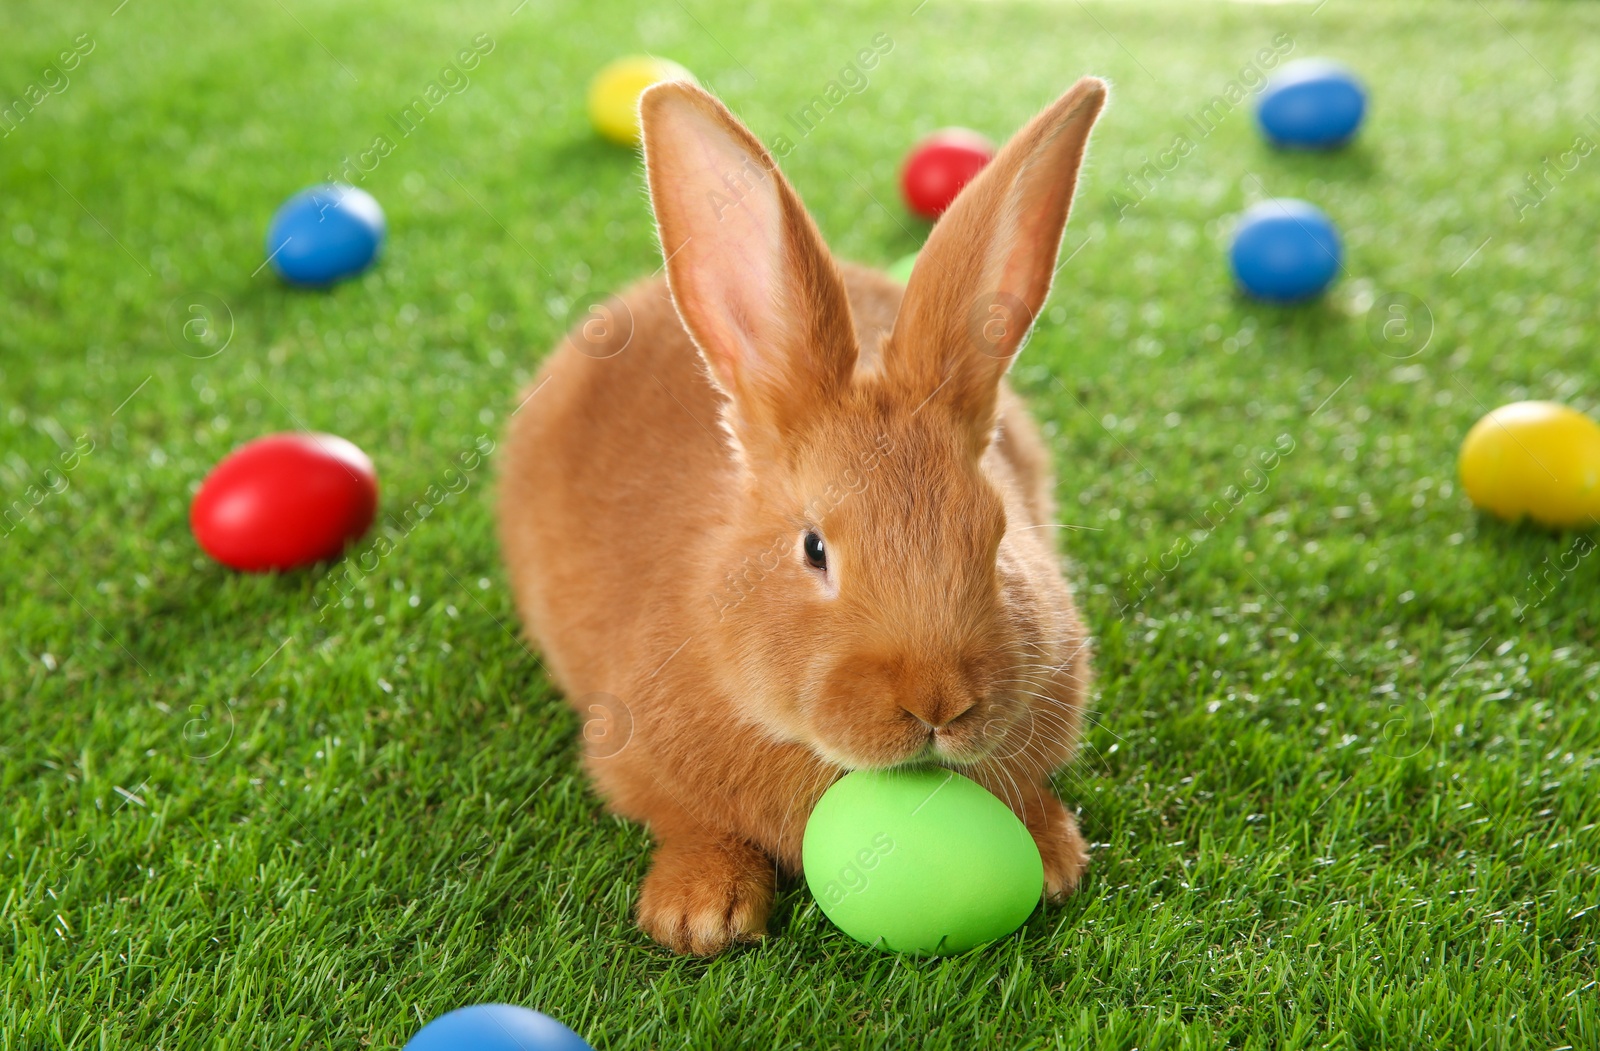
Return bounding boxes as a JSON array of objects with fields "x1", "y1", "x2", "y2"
[
  {"x1": 885, "y1": 78, "x2": 1107, "y2": 453},
  {"x1": 641, "y1": 82, "x2": 859, "y2": 449}
]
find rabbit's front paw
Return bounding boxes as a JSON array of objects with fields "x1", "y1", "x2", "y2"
[
  {"x1": 1031, "y1": 798, "x2": 1090, "y2": 901},
  {"x1": 637, "y1": 835, "x2": 774, "y2": 955}
]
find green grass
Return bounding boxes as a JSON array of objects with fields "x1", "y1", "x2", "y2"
[{"x1": 3, "y1": 0, "x2": 1598, "y2": 1047}]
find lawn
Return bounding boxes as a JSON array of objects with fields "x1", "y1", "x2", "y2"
[{"x1": 3, "y1": 0, "x2": 1598, "y2": 1047}]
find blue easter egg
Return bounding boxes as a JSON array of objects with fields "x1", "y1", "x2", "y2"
[
  {"x1": 1256, "y1": 59, "x2": 1367, "y2": 149},
  {"x1": 404, "y1": 1004, "x2": 592, "y2": 1051},
  {"x1": 265, "y1": 184, "x2": 385, "y2": 286},
  {"x1": 1229, "y1": 199, "x2": 1342, "y2": 303}
]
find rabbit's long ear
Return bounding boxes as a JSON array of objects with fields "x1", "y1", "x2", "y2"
[
  {"x1": 884, "y1": 77, "x2": 1107, "y2": 453},
  {"x1": 641, "y1": 82, "x2": 858, "y2": 447}
]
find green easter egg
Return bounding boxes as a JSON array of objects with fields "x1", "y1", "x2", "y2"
[
  {"x1": 802, "y1": 768, "x2": 1043, "y2": 954},
  {"x1": 885, "y1": 251, "x2": 918, "y2": 284}
]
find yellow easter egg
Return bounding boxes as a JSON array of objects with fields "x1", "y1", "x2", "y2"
[
  {"x1": 588, "y1": 55, "x2": 695, "y2": 146},
  {"x1": 1459, "y1": 401, "x2": 1600, "y2": 529}
]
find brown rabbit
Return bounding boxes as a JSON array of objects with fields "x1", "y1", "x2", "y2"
[{"x1": 498, "y1": 77, "x2": 1107, "y2": 954}]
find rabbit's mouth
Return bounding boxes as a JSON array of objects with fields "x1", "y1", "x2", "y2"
[
  {"x1": 834, "y1": 717, "x2": 1006, "y2": 771},
  {"x1": 898, "y1": 731, "x2": 979, "y2": 769},
  {"x1": 810, "y1": 723, "x2": 995, "y2": 772},
  {"x1": 884, "y1": 738, "x2": 940, "y2": 769}
]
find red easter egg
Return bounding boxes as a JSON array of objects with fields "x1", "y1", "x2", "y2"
[
  {"x1": 191, "y1": 432, "x2": 378, "y2": 572},
  {"x1": 900, "y1": 129, "x2": 996, "y2": 220}
]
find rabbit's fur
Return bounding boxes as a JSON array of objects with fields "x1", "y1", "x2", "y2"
[{"x1": 498, "y1": 77, "x2": 1107, "y2": 954}]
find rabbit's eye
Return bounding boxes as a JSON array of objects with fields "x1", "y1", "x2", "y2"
[{"x1": 803, "y1": 531, "x2": 827, "y2": 571}]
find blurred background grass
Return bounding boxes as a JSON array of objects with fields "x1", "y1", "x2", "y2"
[{"x1": 2, "y1": 1, "x2": 1597, "y2": 1048}]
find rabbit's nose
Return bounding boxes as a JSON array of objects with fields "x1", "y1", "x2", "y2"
[{"x1": 904, "y1": 694, "x2": 977, "y2": 730}]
